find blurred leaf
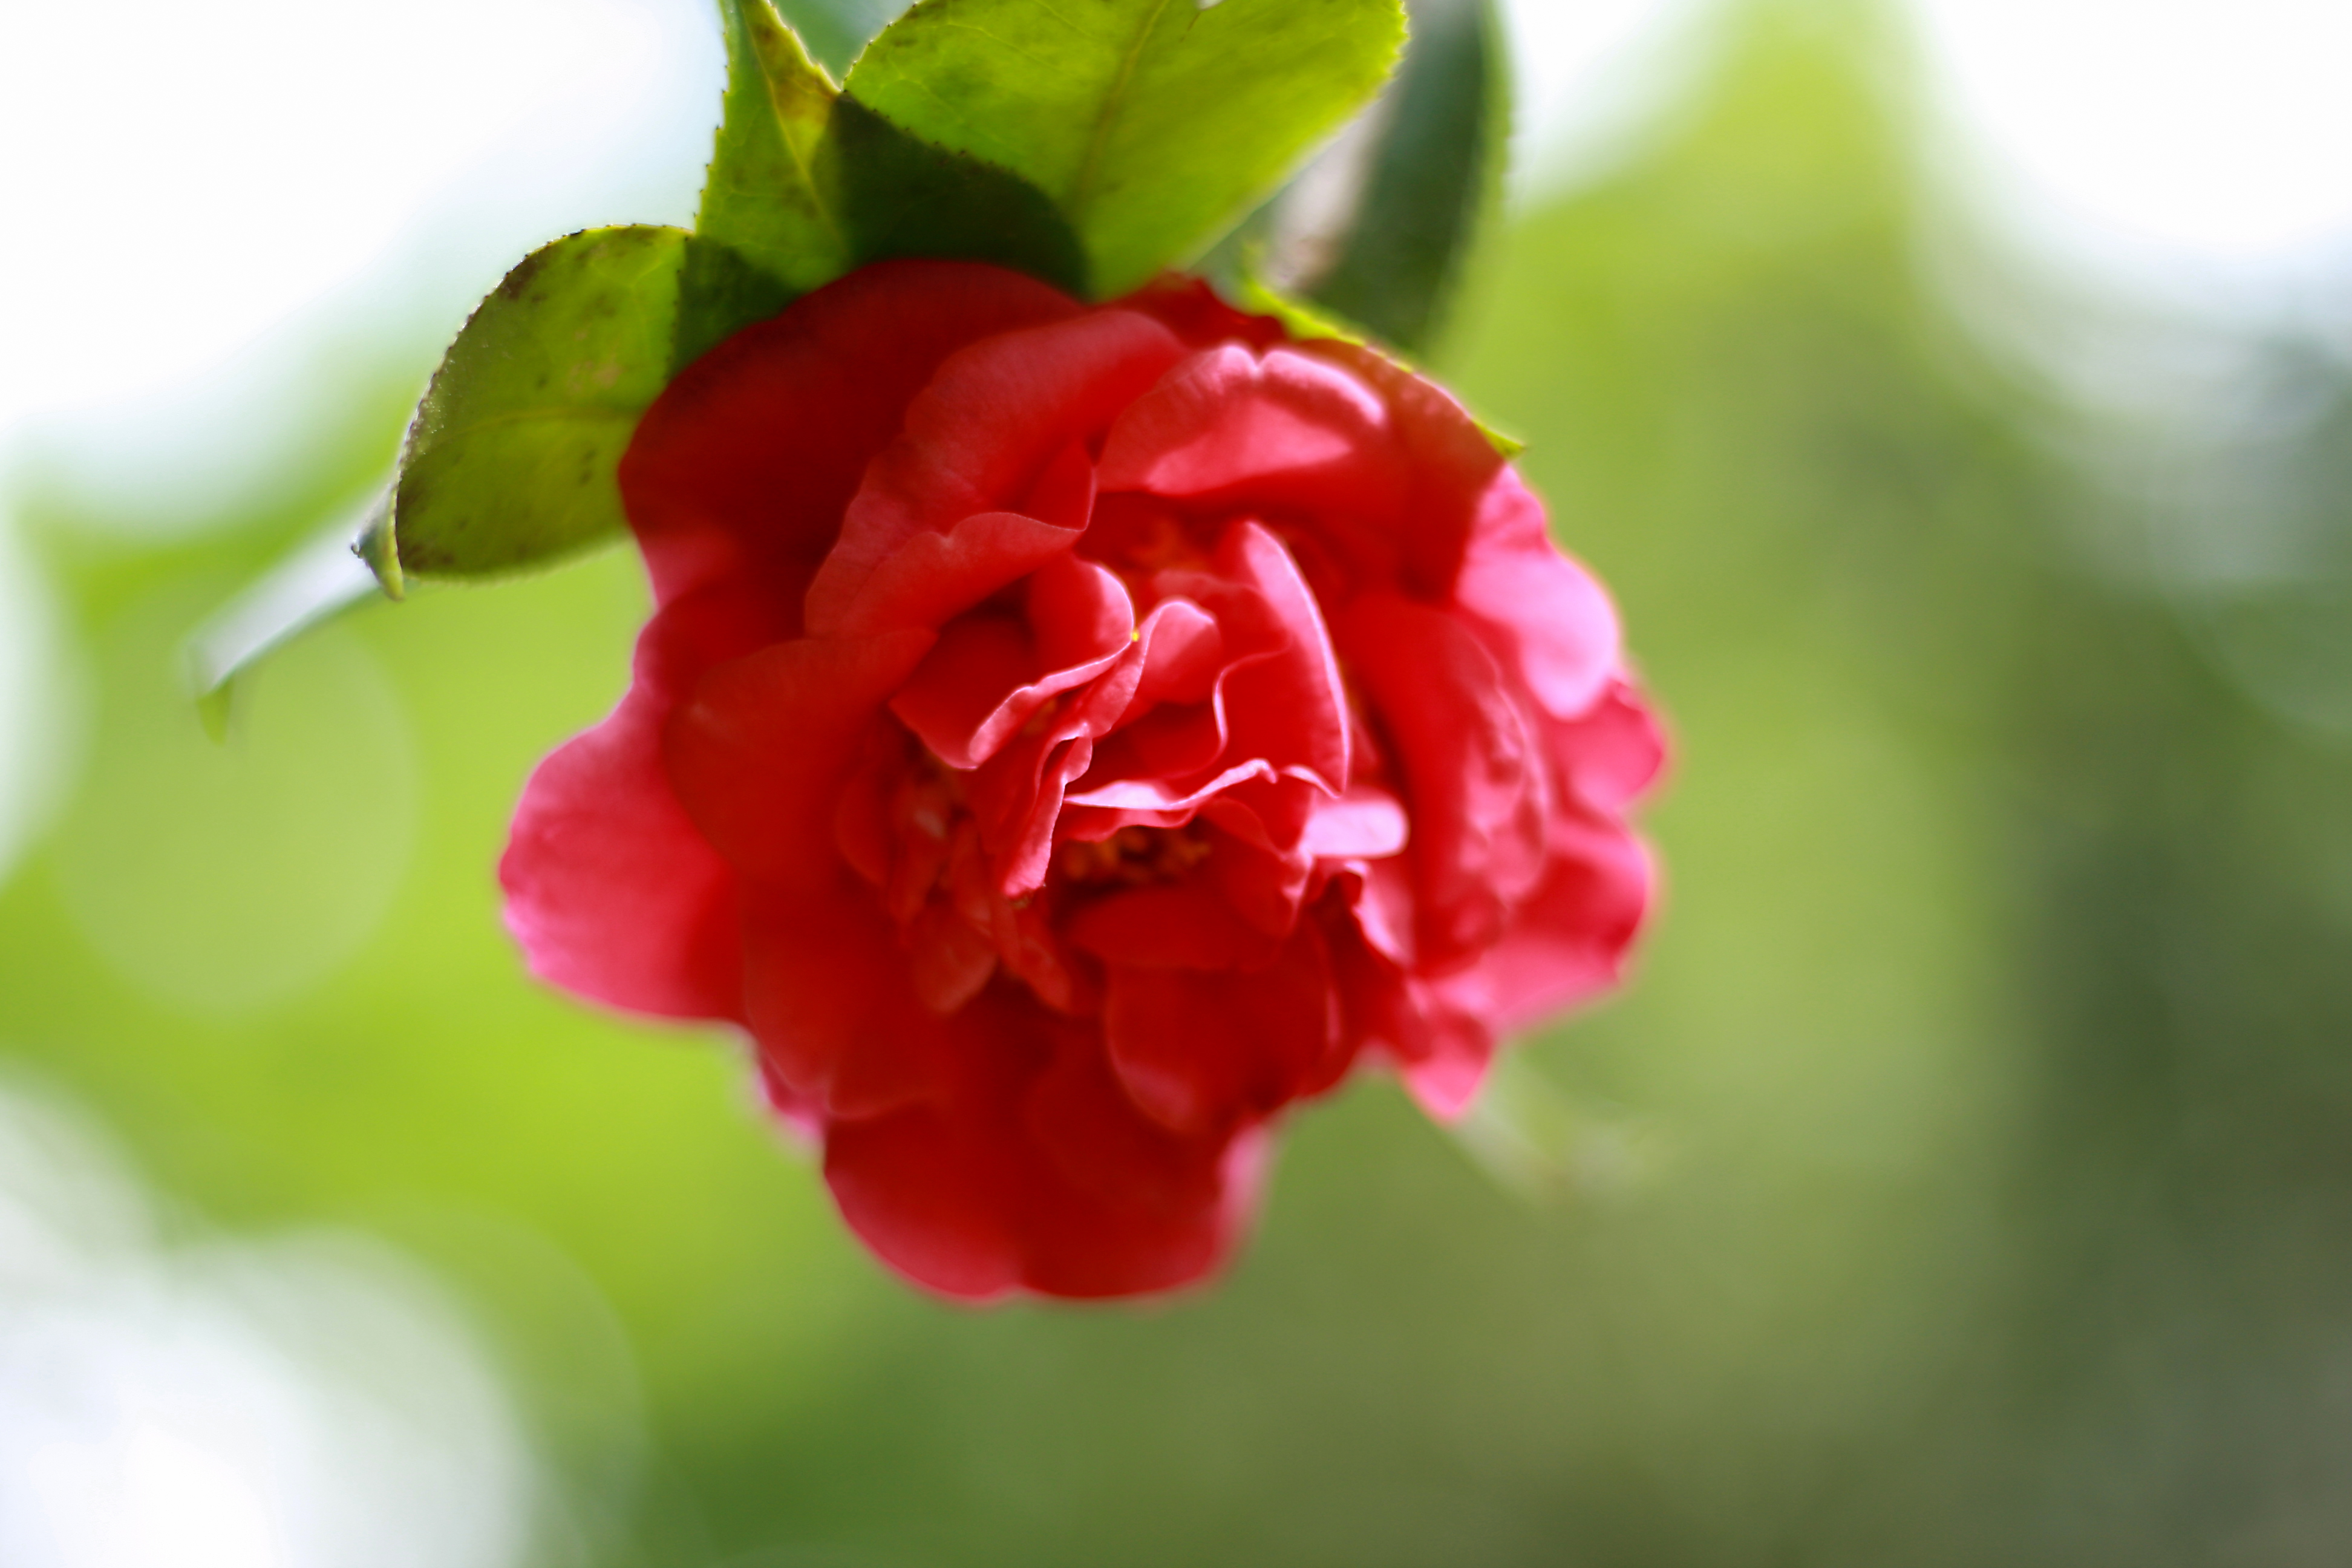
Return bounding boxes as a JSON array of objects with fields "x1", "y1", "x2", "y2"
[
  {"x1": 1302, "y1": 0, "x2": 1505, "y2": 353},
  {"x1": 388, "y1": 226, "x2": 687, "y2": 581},
  {"x1": 185, "y1": 489, "x2": 393, "y2": 736},
  {"x1": 845, "y1": 0, "x2": 1407, "y2": 297},
  {"x1": 1448, "y1": 1053, "x2": 1661, "y2": 1203}
]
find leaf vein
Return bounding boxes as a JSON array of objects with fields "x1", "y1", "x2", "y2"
[
  {"x1": 1068, "y1": 0, "x2": 1181, "y2": 221},
  {"x1": 752, "y1": 28, "x2": 849, "y2": 255}
]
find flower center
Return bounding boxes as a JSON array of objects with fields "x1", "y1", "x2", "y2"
[{"x1": 1054, "y1": 823, "x2": 1212, "y2": 889}]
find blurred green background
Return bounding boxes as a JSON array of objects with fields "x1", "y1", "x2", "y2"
[{"x1": 8, "y1": 1, "x2": 2352, "y2": 1563}]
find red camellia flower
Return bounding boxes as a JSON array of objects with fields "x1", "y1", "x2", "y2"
[{"x1": 500, "y1": 260, "x2": 1664, "y2": 1300}]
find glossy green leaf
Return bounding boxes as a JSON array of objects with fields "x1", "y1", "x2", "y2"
[
  {"x1": 824, "y1": 96, "x2": 1088, "y2": 294},
  {"x1": 697, "y1": 0, "x2": 854, "y2": 298},
  {"x1": 846, "y1": 0, "x2": 1408, "y2": 297},
  {"x1": 682, "y1": 0, "x2": 1085, "y2": 359},
  {"x1": 1305, "y1": 0, "x2": 1505, "y2": 354},
  {"x1": 387, "y1": 226, "x2": 687, "y2": 581}
]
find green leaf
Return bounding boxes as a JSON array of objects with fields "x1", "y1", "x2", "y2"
[
  {"x1": 845, "y1": 0, "x2": 1408, "y2": 297},
  {"x1": 1304, "y1": 0, "x2": 1506, "y2": 354},
  {"x1": 825, "y1": 96, "x2": 1087, "y2": 294},
  {"x1": 697, "y1": 0, "x2": 855, "y2": 298},
  {"x1": 683, "y1": 0, "x2": 1085, "y2": 354},
  {"x1": 388, "y1": 226, "x2": 687, "y2": 581},
  {"x1": 774, "y1": 0, "x2": 905, "y2": 77},
  {"x1": 671, "y1": 234, "x2": 802, "y2": 374}
]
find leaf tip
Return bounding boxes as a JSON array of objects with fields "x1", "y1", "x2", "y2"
[
  {"x1": 356, "y1": 497, "x2": 405, "y2": 600},
  {"x1": 1480, "y1": 421, "x2": 1526, "y2": 459}
]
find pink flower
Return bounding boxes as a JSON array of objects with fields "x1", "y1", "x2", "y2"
[{"x1": 500, "y1": 260, "x2": 1663, "y2": 1300}]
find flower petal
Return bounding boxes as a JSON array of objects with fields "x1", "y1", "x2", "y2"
[
  {"x1": 1338, "y1": 592, "x2": 1552, "y2": 965},
  {"x1": 664, "y1": 630, "x2": 935, "y2": 890},
  {"x1": 1320, "y1": 902, "x2": 1494, "y2": 1121},
  {"x1": 497, "y1": 587, "x2": 776, "y2": 1021},
  {"x1": 1207, "y1": 521, "x2": 1349, "y2": 796},
  {"x1": 1392, "y1": 1002, "x2": 1497, "y2": 1122},
  {"x1": 1299, "y1": 785, "x2": 1409, "y2": 862},
  {"x1": 1549, "y1": 681, "x2": 1670, "y2": 814},
  {"x1": 500, "y1": 681, "x2": 741, "y2": 1021},
  {"x1": 827, "y1": 510, "x2": 1082, "y2": 638},
  {"x1": 1097, "y1": 344, "x2": 1388, "y2": 497},
  {"x1": 806, "y1": 310, "x2": 1187, "y2": 633},
  {"x1": 1016, "y1": 1042, "x2": 1247, "y2": 1297},
  {"x1": 1063, "y1": 880, "x2": 1283, "y2": 971},
  {"x1": 826, "y1": 1099, "x2": 1025, "y2": 1301},
  {"x1": 623, "y1": 260, "x2": 1078, "y2": 606},
  {"x1": 1452, "y1": 469, "x2": 1622, "y2": 721},
  {"x1": 889, "y1": 554, "x2": 1137, "y2": 770},
  {"x1": 1428, "y1": 815, "x2": 1656, "y2": 1036},
  {"x1": 1116, "y1": 274, "x2": 1288, "y2": 353},
  {"x1": 1294, "y1": 338, "x2": 1506, "y2": 598},
  {"x1": 825, "y1": 999, "x2": 1245, "y2": 1300},
  {"x1": 742, "y1": 887, "x2": 949, "y2": 1119},
  {"x1": 1102, "y1": 929, "x2": 1345, "y2": 1137}
]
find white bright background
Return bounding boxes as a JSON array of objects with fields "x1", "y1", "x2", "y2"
[
  {"x1": 0, "y1": 1080, "x2": 537, "y2": 1568},
  {"x1": 1, "y1": 0, "x2": 2350, "y2": 1561},
  {"x1": 1511, "y1": 0, "x2": 2352, "y2": 280}
]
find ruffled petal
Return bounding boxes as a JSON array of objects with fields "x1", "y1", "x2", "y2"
[
  {"x1": 825, "y1": 996, "x2": 1246, "y2": 1300},
  {"x1": 1068, "y1": 521, "x2": 1348, "y2": 818},
  {"x1": 499, "y1": 681, "x2": 741, "y2": 1021},
  {"x1": 888, "y1": 553, "x2": 1135, "y2": 770},
  {"x1": 1097, "y1": 346, "x2": 1402, "y2": 532},
  {"x1": 740, "y1": 886, "x2": 950, "y2": 1119},
  {"x1": 1550, "y1": 680, "x2": 1670, "y2": 815},
  {"x1": 622, "y1": 260, "x2": 1079, "y2": 607},
  {"x1": 1429, "y1": 815, "x2": 1656, "y2": 1037},
  {"x1": 1205, "y1": 521, "x2": 1349, "y2": 796},
  {"x1": 1319, "y1": 894, "x2": 1494, "y2": 1121},
  {"x1": 1101, "y1": 339, "x2": 1508, "y2": 603},
  {"x1": 1063, "y1": 880, "x2": 1283, "y2": 971},
  {"x1": 1101, "y1": 927, "x2": 1346, "y2": 1136},
  {"x1": 1452, "y1": 469, "x2": 1622, "y2": 722},
  {"x1": 1338, "y1": 592, "x2": 1550, "y2": 965},
  {"x1": 664, "y1": 630, "x2": 935, "y2": 890},
  {"x1": 826, "y1": 509, "x2": 1082, "y2": 638},
  {"x1": 498, "y1": 586, "x2": 779, "y2": 1021},
  {"x1": 806, "y1": 310, "x2": 1187, "y2": 632},
  {"x1": 964, "y1": 647, "x2": 1146, "y2": 897},
  {"x1": 1130, "y1": 598, "x2": 1225, "y2": 707},
  {"x1": 1292, "y1": 338, "x2": 1506, "y2": 599}
]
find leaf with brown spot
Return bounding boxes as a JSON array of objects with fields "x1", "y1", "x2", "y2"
[{"x1": 386, "y1": 226, "x2": 687, "y2": 581}]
